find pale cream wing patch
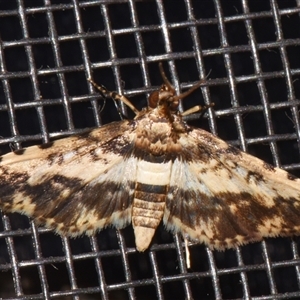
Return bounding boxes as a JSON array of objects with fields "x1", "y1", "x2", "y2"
[
  {"x1": 164, "y1": 128, "x2": 300, "y2": 250},
  {"x1": 0, "y1": 120, "x2": 137, "y2": 236}
]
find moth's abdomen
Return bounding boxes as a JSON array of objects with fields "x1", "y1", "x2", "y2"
[
  {"x1": 132, "y1": 185, "x2": 166, "y2": 251},
  {"x1": 132, "y1": 160, "x2": 172, "y2": 251},
  {"x1": 133, "y1": 182, "x2": 166, "y2": 229}
]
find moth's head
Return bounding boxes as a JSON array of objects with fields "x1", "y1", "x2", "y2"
[
  {"x1": 147, "y1": 62, "x2": 204, "y2": 113},
  {"x1": 148, "y1": 84, "x2": 179, "y2": 111}
]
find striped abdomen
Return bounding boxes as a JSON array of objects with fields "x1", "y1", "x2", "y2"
[{"x1": 132, "y1": 160, "x2": 171, "y2": 251}]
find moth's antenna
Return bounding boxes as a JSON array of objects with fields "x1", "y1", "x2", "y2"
[
  {"x1": 88, "y1": 78, "x2": 140, "y2": 115},
  {"x1": 158, "y1": 62, "x2": 205, "y2": 101},
  {"x1": 159, "y1": 62, "x2": 176, "y2": 93},
  {"x1": 175, "y1": 80, "x2": 204, "y2": 101}
]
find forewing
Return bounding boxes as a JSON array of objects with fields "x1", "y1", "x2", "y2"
[
  {"x1": 0, "y1": 120, "x2": 137, "y2": 236},
  {"x1": 164, "y1": 128, "x2": 300, "y2": 249}
]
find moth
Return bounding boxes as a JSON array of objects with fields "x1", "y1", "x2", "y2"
[{"x1": 1, "y1": 63, "x2": 300, "y2": 252}]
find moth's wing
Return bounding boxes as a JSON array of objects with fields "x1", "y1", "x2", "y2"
[
  {"x1": 164, "y1": 128, "x2": 300, "y2": 250},
  {"x1": 0, "y1": 120, "x2": 138, "y2": 236}
]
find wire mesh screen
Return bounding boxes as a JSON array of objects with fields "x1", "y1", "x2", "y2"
[{"x1": 0, "y1": 0, "x2": 300, "y2": 299}]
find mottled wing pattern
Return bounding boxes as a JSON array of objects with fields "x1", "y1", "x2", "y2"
[
  {"x1": 164, "y1": 127, "x2": 300, "y2": 250},
  {"x1": 0, "y1": 120, "x2": 137, "y2": 235}
]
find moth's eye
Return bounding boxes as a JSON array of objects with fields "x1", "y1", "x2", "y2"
[{"x1": 149, "y1": 91, "x2": 159, "y2": 108}]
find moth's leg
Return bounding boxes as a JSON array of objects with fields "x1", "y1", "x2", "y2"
[
  {"x1": 88, "y1": 78, "x2": 140, "y2": 115},
  {"x1": 181, "y1": 103, "x2": 214, "y2": 117}
]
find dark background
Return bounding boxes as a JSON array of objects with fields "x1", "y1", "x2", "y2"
[{"x1": 0, "y1": 0, "x2": 300, "y2": 299}]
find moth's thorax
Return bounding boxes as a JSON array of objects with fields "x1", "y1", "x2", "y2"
[{"x1": 134, "y1": 106, "x2": 188, "y2": 156}]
